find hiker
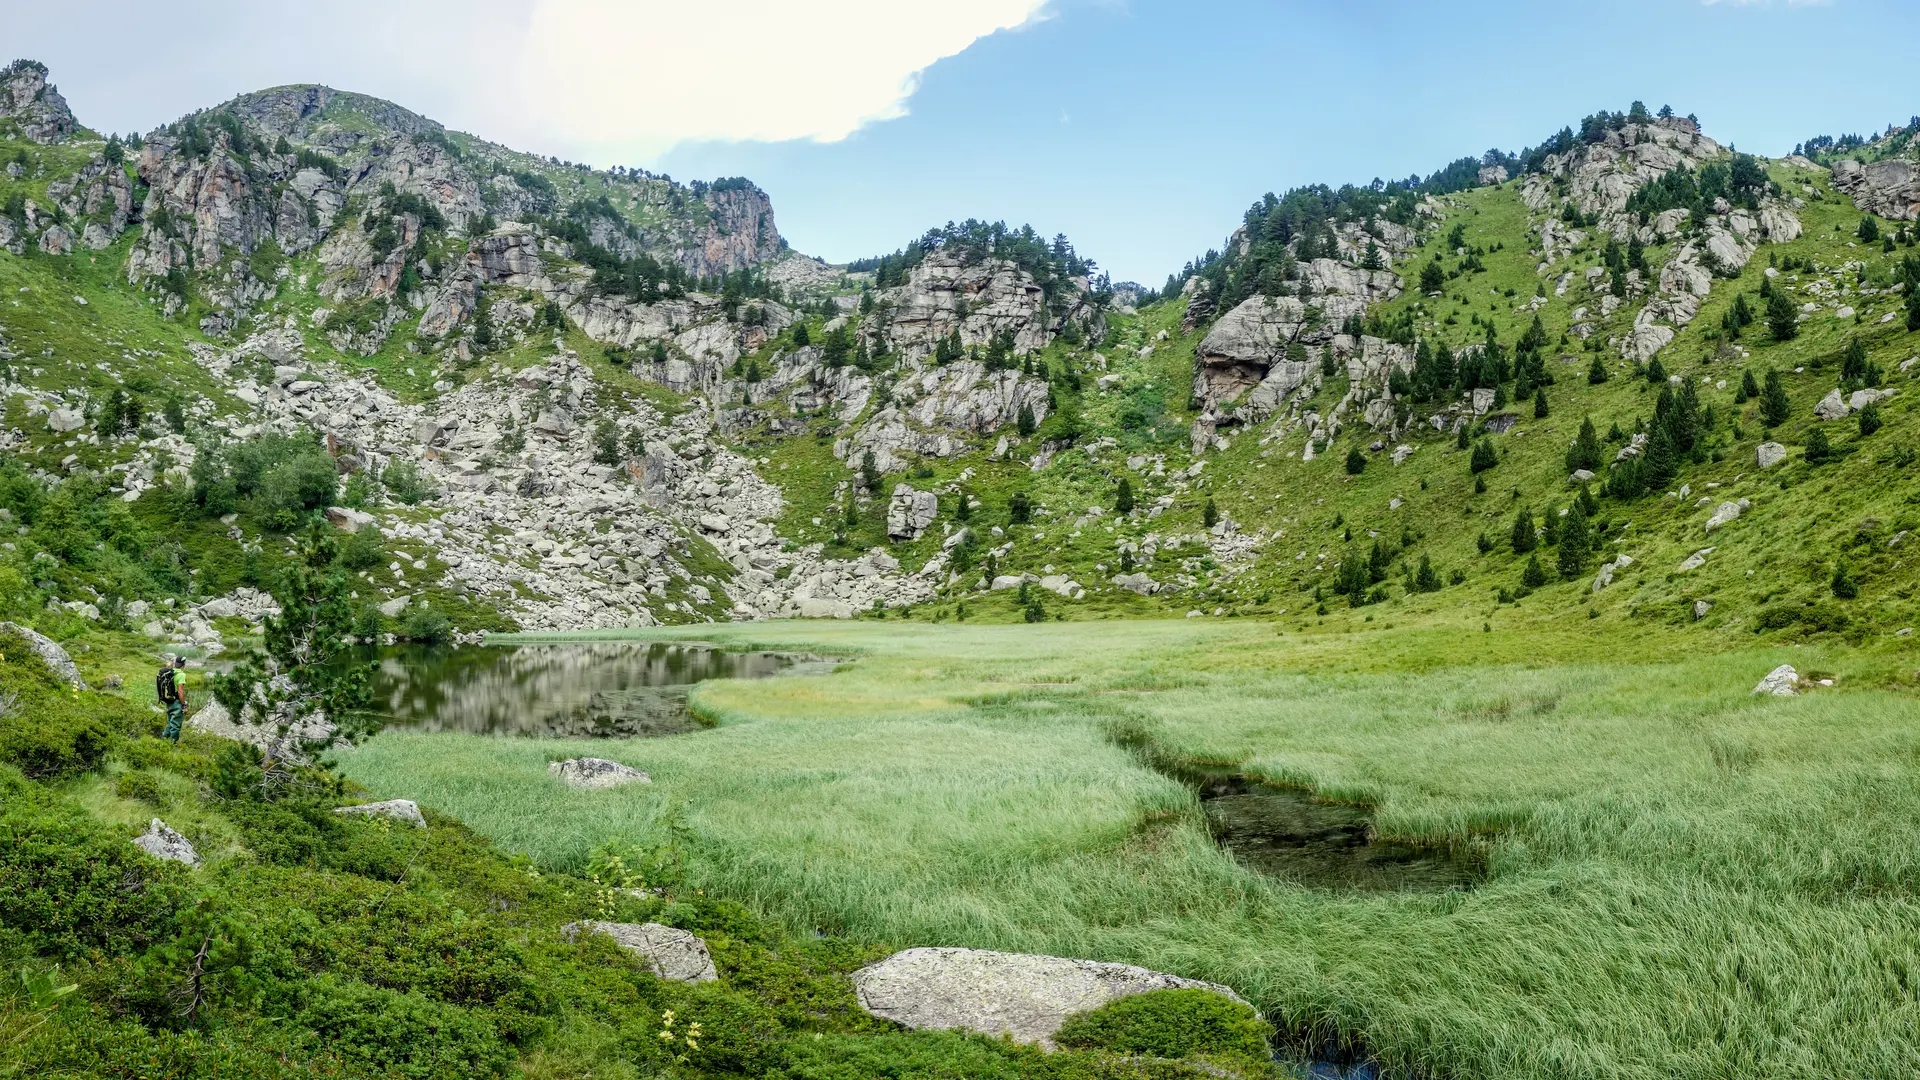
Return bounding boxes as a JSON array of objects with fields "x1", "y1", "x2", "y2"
[{"x1": 157, "y1": 654, "x2": 188, "y2": 742}]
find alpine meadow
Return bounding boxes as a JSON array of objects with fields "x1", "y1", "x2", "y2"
[{"x1": 2, "y1": 9, "x2": 1920, "y2": 1079}]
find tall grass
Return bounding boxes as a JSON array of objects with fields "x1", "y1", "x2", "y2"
[{"x1": 342, "y1": 621, "x2": 1920, "y2": 1078}]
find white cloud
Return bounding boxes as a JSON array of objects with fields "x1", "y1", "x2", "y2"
[{"x1": 508, "y1": 0, "x2": 1051, "y2": 158}]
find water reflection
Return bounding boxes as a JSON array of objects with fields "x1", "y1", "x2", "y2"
[{"x1": 368, "y1": 642, "x2": 817, "y2": 737}]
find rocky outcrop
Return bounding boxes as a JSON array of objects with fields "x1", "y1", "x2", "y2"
[
  {"x1": 673, "y1": 183, "x2": 782, "y2": 277},
  {"x1": 851, "y1": 947, "x2": 1249, "y2": 1049},
  {"x1": 886, "y1": 485, "x2": 938, "y2": 540},
  {"x1": 0, "y1": 622, "x2": 86, "y2": 689},
  {"x1": 333, "y1": 799, "x2": 426, "y2": 827},
  {"x1": 1753, "y1": 665, "x2": 1800, "y2": 697},
  {"x1": 0, "y1": 61, "x2": 75, "y2": 144},
  {"x1": 564, "y1": 922, "x2": 717, "y2": 983},
  {"x1": 1522, "y1": 117, "x2": 1723, "y2": 229},
  {"x1": 1832, "y1": 158, "x2": 1920, "y2": 221},
  {"x1": 132, "y1": 819, "x2": 198, "y2": 867},
  {"x1": 549, "y1": 757, "x2": 651, "y2": 789},
  {"x1": 47, "y1": 156, "x2": 135, "y2": 248},
  {"x1": 873, "y1": 250, "x2": 1095, "y2": 363}
]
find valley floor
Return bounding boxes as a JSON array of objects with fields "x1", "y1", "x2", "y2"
[{"x1": 343, "y1": 619, "x2": 1920, "y2": 1079}]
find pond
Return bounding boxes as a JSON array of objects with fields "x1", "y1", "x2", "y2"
[
  {"x1": 364, "y1": 641, "x2": 829, "y2": 737},
  {"x1": 1195, "y1": 771, "x2": 1479, "y2": 894}
]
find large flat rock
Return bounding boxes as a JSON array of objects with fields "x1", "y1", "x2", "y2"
[
  {"x1": 852, "y1": 947, "x2": 1248, "y2": 1048},
  {"x1": 564, "y1": 921, "x2": 717, "y2": 983}
]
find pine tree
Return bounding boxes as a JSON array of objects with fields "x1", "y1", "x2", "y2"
[
  {"x1": 1804, "y1": 426, "x2": 1833, "y2": 464},
  {"x1": 1510, "y1": 506, "x2": 1537, "y2": 553},
  {"x1": 792, "y1": 321, "x2": 811, "y2": 347},
  {"x1": 1740, "y1": 368, "x2": 1759, "y2": 401},
  {"x1": 1566, "y1": 416, "x2": 1602, "y2": 473},
  {"x1": 1831, "y1": 559, "x2": 1859, "y2": 599},
  {"x1": 1345, "y1": 447, "x2": 1366, "y2": 475},
  {"x1": 1841, "y1": 337, "x2": 1870, "y2": 387},
  {"x1": 1470, "y1": 438, "x2": 1498, "y2": 473},
  {"x1": 1456, "y1": 423, "x2": 1471, "y2": 450},
  {"x1": 1647, "y1": 357, "x2": 1667, "y2": 384},
  {"x1": 1588, "y1": 355, "x2": 1609, "y2": 384},
  {"x1": 1857, "y1": 217, "x2": 1881, "y2": 243},
  {"x1": 1016, "y1": 404, "x2": 1036, "y2": 437},
  {"x1": 1413, "y1": 555, "x2": 1441, "y2": 593},
  {"x1": 860, "y1": 449, "x2": 880, "y2": 492},
  {"x1": 1760, "y1": 369, "x2": 1791, "y2": 426},
  {"x1": 1766, "y1": 288, "x2": 1799, "y2": 341},
  {"x1": 592, "y1": 419, "x2": 621, "y2": 465},
  {"x1": 1203, "y1": 498, "x2": 1219, "y2": 528},
  {"x1": 1534, "y1": 387, "x2": 1550, "y2": 418},
  {"x1": 1557, "y1": 504, "x2": 1590, "y2": 579},
  {"x1": 209, "y1": 530, "x2": 376, "y2": 777},
  {"x1": 1542, "y1": 504, "x2": 1561, "y2": 547},
  {"x1": 1009, "y1": 491, "x2": 1032, "y2": 524},
  {"x1": 1420, "y1": 262, "x2": 1446, "y2": 294},
  {"x1": 1859, "y1": 401, "x2": 1883, "y2": 437},
  {"x1": 1521, "y1": 554, "x2": 1547, "y2": 589},
  {"x1": 1114, "y1": 478, "x2": 1134, "y2": 515}
]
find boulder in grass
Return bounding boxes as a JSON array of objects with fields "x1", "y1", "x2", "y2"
[
  {"x1": 0, "y1": 622, "x2": 86, "y2": 689},
  {"x1": 132, "y1": 818, "x2": 198, "y2": 866},
  {"x1": 333, "y1": 799, "x2": 426, "y2": 827},
  {"x1": 549, "y1": 757, "x2": 650, "y2": 789},
  {"x1": 1753, "y1": 665, "x2": 1800, "y2": 697},
  {"x1": 564, "y1": 922, "x2": 716, "y2": 983},
  {"x1": 851, "y1": 947, "x2": 1250, "y2": 1049}
]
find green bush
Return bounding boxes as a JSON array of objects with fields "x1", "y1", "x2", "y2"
[
  {"x1": 113, "y1": 770, "x2": 165, "y2": 805},
  {"x1": 335, "y1": 526, "x2": 385, "y2": 570},
  {"x1": 294, "y1": 976, "x2": 511, "y2": 1080},
  {"x1": 382, "y1": 459, "x2": 438, "y2": 505},
  {"x1": 1053, "y1": 989, "x2": 1273, "y2": 1062},
  {"x1": 0, "y1": 629, "x2": 146, "y2": 778},
  {"x1": 0, "y1": 768, "x2": 189, "y2": 956}
]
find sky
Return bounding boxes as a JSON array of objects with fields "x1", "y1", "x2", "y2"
[{"x1": 11, "y1": 0, "x2": 1920, "y2": 285}]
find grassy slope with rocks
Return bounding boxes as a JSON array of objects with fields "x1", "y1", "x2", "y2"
[{"x1": 0, "y1": 630, "x2": 1278, "y2": 1080}]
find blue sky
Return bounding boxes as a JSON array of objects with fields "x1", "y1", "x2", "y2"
[
  {"x1": 16, "y1": 0, "x2": 1920, "y2": 285},
  {"x1": 663, "y1": 0, "x2": 1920, "y2": 284}
]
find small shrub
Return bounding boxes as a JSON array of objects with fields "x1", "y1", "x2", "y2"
[
  {"x1": 1054, "y1": 989, "x2": 1273, "y2": 1062},
  {"x1": 335, "y1": 527, "x2": 385, "y2": 570},
  {"x1": 114, "y1": 770, "x2": 164, "y2": 805},
  {"x1": 294, "y1": 976, "x2": 511, "y2": 1080}
]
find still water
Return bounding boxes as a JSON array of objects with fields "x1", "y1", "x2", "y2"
[{"x1": 365, "y1": 641, "x2": 825, "y2": 737}]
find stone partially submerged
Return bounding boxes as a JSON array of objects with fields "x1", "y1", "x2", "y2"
[
  {"x1": 564, "y1": 921, "x2": 717, "y2": 983},
  {"x1": 851, "y1": 947, "x2": 1249, "y2": 1049},
  {"x1": 549, "y1": 757, "x2": 651, "y2": 789}
]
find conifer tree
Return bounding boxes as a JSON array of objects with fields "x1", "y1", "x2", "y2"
[
  {"x1": 1588, "y1": 355, "x2": 1609, "y2": 385},
  {"x1": 1470, "y1": 438, "x2": 1498, "y2": 473},
  {"x1": 1831, "y1": 559, "x2": 1859, "y2": 599},
  {"x1": 1534, "y1": 387, "x2": 1550, "y2": 418},
  {"x1": 1859, "y1": 401, "x2": 1883, "y2": 437},
  {"x1": 1760, "y1": 369, "x2": 1791, "y2": 426},
  {"x1": 1203, "y1": 498, "x2": 1219, "y2": 528},
  {"x1": 1510, "y1": 506, "x2": 1537, "y2": 553},
  {"x1": 1647, "y1": 357, "x2": 1667, "y2": 384},
  {"x1": 1567, "y1": 416, "x2": 1603, "y2": 473},
  {"x1": 1016, "y1": 404, "x2": 1036, "y2": 437},
  {"x1": 1114, "y1": 478, "x2": 1134, "y2": 515},
  {"x1": 1420, "y1": 262, "x2": 1446, "y2": 294},
  {"x1": 1345, "y1": 447, "x2": 1366, "y2": 475},
  {"x1": 1521, "y1": 553, "x2": 1547, "y2": 589},
  {"x1": 1766, "y1": 288, "x2": 1799, "y2": 341},
  {"x1": 1557, "y1": 503, "x2": 1590, "y2": 579},
  {"x1": 1413, "y1": 555, "x2": 1441, "y2": 593}
]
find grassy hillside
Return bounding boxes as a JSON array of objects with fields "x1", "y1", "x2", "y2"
[{"x1": 725, "y1": 161, "x2": 1920, "y2": 646}]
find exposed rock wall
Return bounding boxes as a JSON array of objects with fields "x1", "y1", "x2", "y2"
[{"x1": 0, "y1": 62, "x2": 74, "y2": 144}]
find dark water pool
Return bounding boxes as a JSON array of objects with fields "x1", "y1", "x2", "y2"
[
  {"x1": 1195, "y1": 772, "x2": 1479, "y2": 894},
  {"x1": 365, "y1": 641, "x2": 827, "y2": 737}
]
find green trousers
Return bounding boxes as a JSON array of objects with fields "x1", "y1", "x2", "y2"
[{"x1": 164, "y1": 700, "x2": 185, "y2": 742}]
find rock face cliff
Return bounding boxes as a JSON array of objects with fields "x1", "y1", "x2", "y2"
[
  {"x1": 1832, "y1": 157, "x2": 1920, "y2": 221},
  {"x1": 0, "y1": 60, "x2": 75, "y2": 144},
  {"x1": 1517, "y1": 115, "x2": 1801, "y2": 365}
]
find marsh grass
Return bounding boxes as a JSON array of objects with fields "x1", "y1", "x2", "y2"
[{"x1": 342, "y1": 620, "x2": 1920, "y2": 1078}]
